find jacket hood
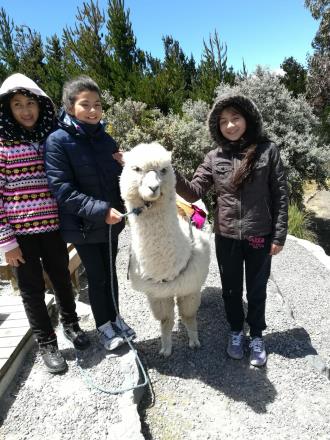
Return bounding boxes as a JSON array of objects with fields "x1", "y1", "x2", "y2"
[
  {"x1": 0, "y1": 73, "x2": 51, "y2": 100},
  {"x1": 0, "y1": 73, "x2": 55, "y2": 143},
  {"x1": 57, "y1": 108, "x2": 105, "y2": 138},
  {"x1": 208, "y1": 93, "x2": 264, "y2": 148}
]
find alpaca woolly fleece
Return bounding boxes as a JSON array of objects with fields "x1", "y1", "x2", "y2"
[
  {"x1": 120, "y1": 142, "x2": 210, "y2": 297},
  {"x1": 120, "y1": 142, "x2": 211, "y2": 355}
]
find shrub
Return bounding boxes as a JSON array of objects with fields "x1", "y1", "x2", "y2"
[{"x1": 288, "y1": 203, "x2": 317, "y2": 242}]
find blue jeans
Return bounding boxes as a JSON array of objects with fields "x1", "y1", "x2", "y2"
[
  {"x1": 75, "y1": 238, "x2": 119, "y2": 328},
  {"x1": 215, "y1": 234, "x2": 272, "y2": 337}
]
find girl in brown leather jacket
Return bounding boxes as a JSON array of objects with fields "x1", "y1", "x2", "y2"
[{"x1": 176, "y1": 93, "x2": 288, "y2": 367}]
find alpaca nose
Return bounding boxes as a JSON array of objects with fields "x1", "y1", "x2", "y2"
[{"x1": 148, "y1": 184, "x2": 159, "y2": 193}]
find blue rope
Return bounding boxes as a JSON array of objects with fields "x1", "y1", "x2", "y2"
[{"x1": 74, "y1": 220, "x2": 149, "y2": 395}]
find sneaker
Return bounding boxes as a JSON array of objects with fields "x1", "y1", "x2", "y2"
[
  {"x1": 98, "y1": 322, "x2": 125, "y2": 351},
  {"x1": 112, "y1": 316, "x2": 136, "y2": 341},
  {"x1": 63, "y1": 322, "x2": 90, "y2": 350},
  {"x1": 227, "y1": 330, "x2": 244, "y2": 360},
  {"x1": 249, "y1": 337, "x2": 267, "y2": 367},
  {"x1": 39, "y1": 342, "x2": 67, "y2": 374}
]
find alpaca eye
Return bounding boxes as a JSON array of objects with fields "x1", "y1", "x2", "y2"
[
  {"x1": 132, "y1": 166, "x2": 141, "y2": 172},
  {"x1": 160, "y1": 168, "x2": 167, "y2": 175}
]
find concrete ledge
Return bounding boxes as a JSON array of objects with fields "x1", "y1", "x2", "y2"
[
  {"x1": 0, "y1": 332, "x2": 35, "y2": 400},
  {"x1": 287, "y1": 234, "x2": 330, "y2": 271},
  {"x1": 107, "y1": 347, "x2": 146, "y2": 439},
  {"x1": 0, "y1": 293, "x2": 54, "y2": 400}
]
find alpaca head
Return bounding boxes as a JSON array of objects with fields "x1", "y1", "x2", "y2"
[{"x1": 120, "y1": 142, "x2": 176, "y2": 206}]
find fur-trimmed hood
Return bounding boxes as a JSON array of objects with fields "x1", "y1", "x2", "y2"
[{"x1": 208, "y1": 93, "x2": 264, "y2": 148}]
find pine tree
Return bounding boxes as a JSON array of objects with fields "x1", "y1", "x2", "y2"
[
  {"x1": 105, "y1": 0, "x2": 143, "y2": 100},
  {"x1": 305, "y1": 0, "x2": 330, "y2": 144},
  {"x1": 14, "y1": 25, "x2": 45, "y2": 85},
  {"x1": 0, "y1": 8, "x2": 20, "y2": 79},
  {"x1": 192, "y1": 30, "x2": 235, "y2": 104},
  {"x1": 280, "y1": 57, "x2": 307, "y2": 97},
  {"x1": 63, "y1": 0, "x2": 111, "y2": 89},
  {"x1": 43, "y1": 35, "x2": 66, "y2": 107}
]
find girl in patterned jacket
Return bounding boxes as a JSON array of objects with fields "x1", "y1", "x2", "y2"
[{"x1": 0, "y1": 73, "x2": 89, "y2": 373}]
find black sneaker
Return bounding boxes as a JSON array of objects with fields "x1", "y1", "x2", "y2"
[
  {"x1": 39, "y1": 343, "x2": 67, "y2": 374},
  {"x1": 63, "y1": 322, "x2": 90, "y2": 350}
]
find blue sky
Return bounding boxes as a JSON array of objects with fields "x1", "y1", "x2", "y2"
[{"x1": 0, "y1": 0, "x2": 319, "y2": 73}]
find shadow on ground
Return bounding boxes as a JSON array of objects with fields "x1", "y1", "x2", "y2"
[
  {"x1": 137, "y1": 286, "x2": 318, "y2": 423},
  {"x1": 310, "y1": 215, "x2": 330, "y2": 256}
]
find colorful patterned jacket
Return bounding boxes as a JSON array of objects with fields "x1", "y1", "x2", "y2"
[{"x1": 0, "y1": 139, "x2": 60, "y2": 252}]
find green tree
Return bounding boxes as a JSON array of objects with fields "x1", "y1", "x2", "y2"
[
  {"x1": 14, "y1": 25, "x2": 45, "y2": 84},
  {"x1": 280, "y1": 56, "x2": 307, "y2": 97},
  {"x1": 0, "y1": 7, "x2": 20, "y2": 79},
  {"x1": 305, "y1": 0, "x2": 330, "y2": 54},
  {"x1": 305, "y1": 0, "x2": 330, "y2": 144},
  {"x1": 63, "y1": 0, "x2": 111, "y2": 89},
  {"x1": 43, "y1": 35, "x2": 66, "y2": 107},
  {"x1": 105, "y1": 0, "x2": 143, "y2": 99},
  {"x1": 192, "y1": 30, "x2": 235, "y2": 104},
  {"x1": 132, "y1": 37, "x2": 196, "y2": 114}
]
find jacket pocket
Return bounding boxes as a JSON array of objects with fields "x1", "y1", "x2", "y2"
[{"x1": 215, "y1": 164, "x2": 232, "y2": 178}]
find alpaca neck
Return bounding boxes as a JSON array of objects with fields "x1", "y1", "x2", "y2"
[{"x1": 128, "y1": 198, "x2": 192, "y2": 282}]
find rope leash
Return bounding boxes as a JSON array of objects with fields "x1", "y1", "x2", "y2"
[{"x1": 73, "y1": 207, "x2": 150, "y2": 395}]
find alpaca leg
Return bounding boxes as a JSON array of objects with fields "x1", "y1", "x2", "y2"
[
  {"x1": 148, "y1": 297, "x2": 175, "y2": 357},
  {"x1": 177, "y1": 293, "x2": 201, "y2": 349}
]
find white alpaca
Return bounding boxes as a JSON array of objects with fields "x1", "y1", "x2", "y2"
[{"x1": 120, "y1": 142, "x2": 210, "y2": 356}]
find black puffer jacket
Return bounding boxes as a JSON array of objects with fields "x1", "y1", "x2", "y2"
[
  {"x1": 44, "y1": 111, "x2": 125, "y2": 244},
  {"x1": 176, "y1": 93, "x2": 288, "y2": 245}
]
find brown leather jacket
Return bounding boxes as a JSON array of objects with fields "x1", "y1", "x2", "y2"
[{"x1": 176, "y1": 141, "x2": 288, "y2": 245}]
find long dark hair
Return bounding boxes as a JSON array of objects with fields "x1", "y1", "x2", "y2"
[{"x1": 223, "y1": 105, "x2": 268, "y2": 189}]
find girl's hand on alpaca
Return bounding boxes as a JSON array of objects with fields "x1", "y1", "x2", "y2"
[
  {"x1": 269, "y1": 243, "x2": 283, "y2": 256},
  {"x1": 105, "y1": 208, "x2": 123, "y2": 225},
  {"x1": 112, "y1": 151, "x2": 125, "y2": 166},
  {"x1": 5, "y1": 246, "x2": 26, "y2": 267}
]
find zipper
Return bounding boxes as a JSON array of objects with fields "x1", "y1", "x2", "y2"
[
  {"x1": 233, "y1": 154, "x2": 242, "y2": 239},
  {"x1": 239, "y1": 188, "x2": 242, "y2": 239}
]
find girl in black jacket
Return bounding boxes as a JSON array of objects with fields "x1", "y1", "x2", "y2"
[
  {"x1": 45, "y1": 76, "x2": 135, "y2": 351},
  {"x1": 176, "y1": 93, "x2": 288, "y2": 367}
]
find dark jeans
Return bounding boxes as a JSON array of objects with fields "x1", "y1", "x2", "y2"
[
  {"x1": 14, "y1": 231, "x2": 78, "y2": 343},
  {"x1": 75, "y1": 238, "x2": 119, "y2": 328},
  {"x1": 215, "y1": 234, "x2": 272, "y2": 337}
]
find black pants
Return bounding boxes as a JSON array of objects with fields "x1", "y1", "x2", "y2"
[
  {"x1": 215, "y1": 234, "x2": 272, "y2": 337},
  {"x1": 75, "y1": 238, "x2": 119, "y2": 328},
  {"x1": 14, "y1": 231, "x2": 78, "y2": 343}
]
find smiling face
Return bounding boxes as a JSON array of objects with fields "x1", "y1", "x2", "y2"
[
  {"x1": 9, "y1": 93, "x2": 40, "y2": 130},
  {"x1": 69, "y1": 90, "x2": 102, "y2": 124},
  {"x1": 219, "y1": 107, "x2": 247, "y2": 141}
]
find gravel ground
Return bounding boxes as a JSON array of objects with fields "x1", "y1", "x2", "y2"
[
  {"x1": 138, "y1": 236, "x2": 330, "y2": 440},
  {"x1": 0, "y1": 228, "x2": 330, "y2": 440}
]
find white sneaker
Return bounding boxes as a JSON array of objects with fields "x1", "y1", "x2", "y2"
[
  {"x1": 112, "y1": 316, "x2": 136, "y2": 341},
  {"x1": 227, "y1": 330, "x2": 244, "y2": 360},
  {"x1": 98, "y1": 322, "x2": 124, "y2": 351},
  {"x1": 249, "y1": 337, "x2": 267, "y2": 367}
]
